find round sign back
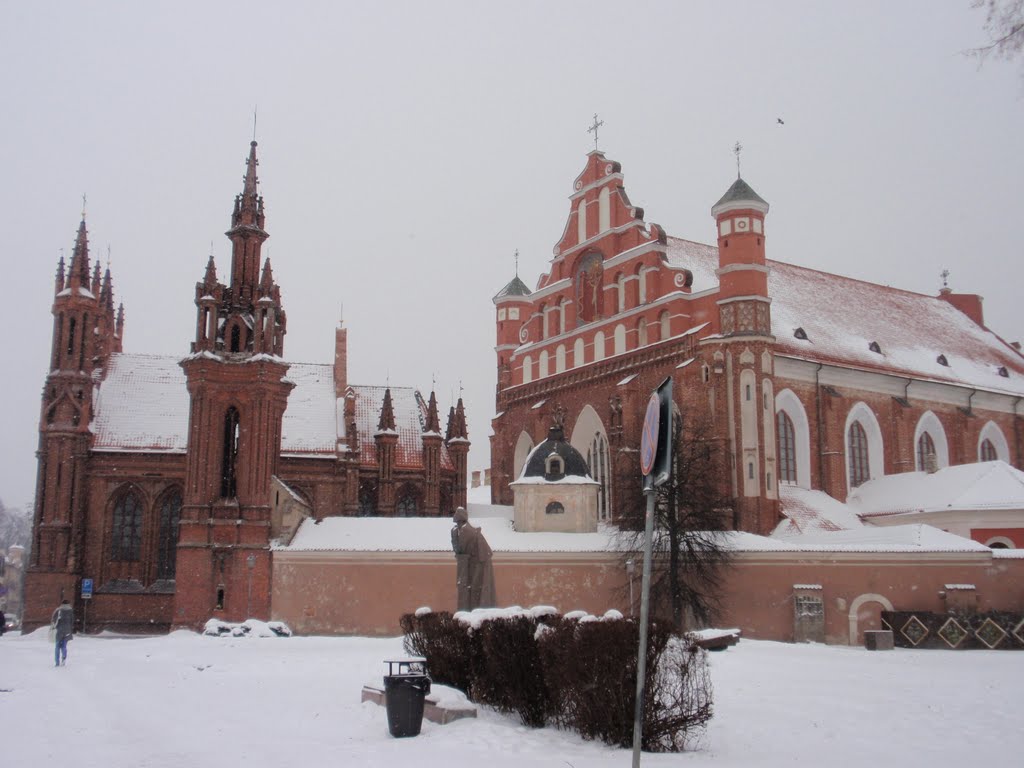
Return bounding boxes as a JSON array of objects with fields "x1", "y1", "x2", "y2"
[{"x1": 640, "y1": 392, "x2": 660, "y2": 476}]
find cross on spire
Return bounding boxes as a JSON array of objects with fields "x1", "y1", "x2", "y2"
[
  {"x1": 514, "y1": 248, "x2": 519, "y2": 277},
  {"x1": 587, "y1": 113, "x2": 605, "y2": 150},
  {"x1": 941, "y1": 268, "x2": 950, "y2": 289},
  {"x1": 733, "y1": 141, "x2": 743, "y2": 178},
  {"x1": 81, "y1": 193, "x2": 87, "y2": 219},
  {"x1": 253, "y1": 105, "x2": 258, "y2": 142}
]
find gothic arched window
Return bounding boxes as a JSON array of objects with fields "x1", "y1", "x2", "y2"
[
  {"x1": 917, "y1": 432, "x2": 937, "y2": 471},
  {"x1": 980, "y1": 439, "x2": 997, "y2": 462},
  {"x1": 396, "y1": 487, "x2": 419, "y2": 517},
  {"x1": 112, "y1": 490, "x2": 143, "y2": 562},
  {"x1": 156, "y1": 489, "x2": 181, "y2": 580},
  {"x1": 358, "y1": 482, "x2": 378, "y2": 517},
  {"x1": 777, "y1": 410, "x2": 797, "y2": 484},
  {"x1": 221, "y1": 406, "x2": 240, "y2": 498},
  {"x1": 588, "y1": 432, "x2": 611, "y2": 521},
  {"x1": 230, "y1": 323, "x2": 241, "y2": 353},
  {"x1": 848, "y1": 421, "x2": 870, "y2": 488}
]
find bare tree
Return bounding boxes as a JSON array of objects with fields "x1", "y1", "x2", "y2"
[
  {"x1": 970, "y1": 0, "x2": 1024, "y2": 65},
  {"x1": 618, "y1": 409, "x2": 733, "y2": 630}
]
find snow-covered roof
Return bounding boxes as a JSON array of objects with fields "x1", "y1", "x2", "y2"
[
  {"x1": 90, "y1": 353, "x2": 452, "y2": 468},
  {"x1": 663, "y1": 238, "x2": 1024, "y2": 395},
  {"x1": 275, "y1": 505, "x2": 993, "y2": 556},
  {"x1": 92, "y1": 354, "x2": 190, "y2": 452},
  {"x1": 848, "y1": 460, "x2": 1024, "y2": 517},
  {"x1": 776, "y1": 485, "x2": 865, "y2": 536}
]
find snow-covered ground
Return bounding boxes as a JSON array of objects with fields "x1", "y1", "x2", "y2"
[{"x1": 1, "y1": 628, "x2": 1020, "y2": 767}]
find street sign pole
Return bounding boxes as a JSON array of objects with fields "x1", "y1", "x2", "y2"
[
  {"x1": 81, "y1": 578, "x2": 93, "y2": 634},
  {"x1": 632, "y1": 377, "x2": 672, "y2": 768}
]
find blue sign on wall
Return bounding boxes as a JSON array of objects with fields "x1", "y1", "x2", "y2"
[{"x1": 81, "y1": 578, "x2": 93, "y2": 600}]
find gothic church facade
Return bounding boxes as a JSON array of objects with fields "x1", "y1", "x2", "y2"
[
  {"x1": 25, "y1": 142, "x2": 469, "y2": 632},
  {"x1": 491, "y1": 151, "x2": 1024, "y2": 539}
]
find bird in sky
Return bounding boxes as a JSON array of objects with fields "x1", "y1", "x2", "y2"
[{"x1": 777, "y1": 117, "x2": 785, "y2": 125}]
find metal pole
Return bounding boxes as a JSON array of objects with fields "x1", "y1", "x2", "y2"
[
  {"x1": 246, "y1": 553, "x2": 256, "y2": 619},
  {"x1": 631, "y1": 487, "x2": 657, "y2": 768}
]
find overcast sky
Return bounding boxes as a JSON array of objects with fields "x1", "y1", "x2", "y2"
[{"x1": 1, "y1": 1, "x2": 1021, "y2": 510}]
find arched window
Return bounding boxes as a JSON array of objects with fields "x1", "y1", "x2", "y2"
[
  {"x1": 522, "y1": 355, "x2": 533, "y2": 384},
  {"x1": 577, "y1": 199, "x2": 587, "y2": 242},
  {"x1": 396, "y1": 488, "x2": 419, "y2": 517},
  {"x1": 573, "y1": 338, "x2": 585, "y2": 368},
  {"x1": 636, "y1": 266, "x2": 647, "y2": 304},
  {"x1": 917, "y1": 432, "x2": 937, "y2": 472},
  {"x1": 777, "y1": 411, "x2": 797, "y2": 484},
  {"x1": 980, "y1": 439, "x2": 997, "y2": 462},
  {"x1": 613, "y1": 324, "x2": 626, "y2": 355},
  {"x1": 513, "y1": 431, "x2": 535, "y2": 480},
  {"x1": 112, "y1": 490, "x2": 143, "y2": 562},
  {"x1": 593, "y1": 331, "x2": 605, "y2": 361},
  {"x1": 615, "y1": 273, "x2": 626, "y2": 313},
  {"x1": 230, "y1": 323, "x2": 241, "y2": 353},
  {"x1": 358, "y1": 482, "x2": 377, "y2": 517},
  {"x1": 558, "y1": 300, "x2": 568, "y2": 335},
  {"x1": 221, "y1": 406, "x2": 240, "y2": 498},
  {"x1": 539, "y1": 350, "x2": 549, "y2": 378},
  {"x1": 659, "y1": 310, "x2": 670, "y2": 341},
  {"x1": 575, "y1": 253, "x2": 602, "y2": 323},
  {"x1": 590, "y1": 432, "x2": 610, "y2": 520},
  {"x1": 156, "y1": 489, "x2": 181, "y2": 580},
  {"x1": 978, "y1": 421, "x2": 1009, "y2": 462},
  {"x1": 637, "y1": 318, "x2": 648, "y2": 347},
  {"x1": 848, "y1": 421, "x2": 870, "y2": 488},
  {"x1": 555, "y1": 344, "x2": 566, "y2": 373}
]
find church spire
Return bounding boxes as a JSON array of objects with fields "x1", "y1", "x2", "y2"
[
  {"x1": 424, "y1": 390, "x2": 441, "y2": 434},
  {"x1": 226, "y1": 140, "x2": 269, "y2": 302},
  {"x1": 68, "y1": 219, "x2": 91, "y2": 289},
  {"x1": 448, "y1": 397, "x2": 468, "y2": 440},
  {"x1": 378, "y1": 388, "x2": 396, "y2": 431}
]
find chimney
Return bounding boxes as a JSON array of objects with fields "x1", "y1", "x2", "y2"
[
  {"x1": 938, "y1": 289, "x2": 984, "y2": 328},
  {"x1": 334, "y1": 323, "x2": 348, "y2": 398}
]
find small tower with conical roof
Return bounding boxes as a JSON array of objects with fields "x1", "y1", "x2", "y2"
[{"x1": 705, "y1": 170, "x2": 779, "y2": 535}]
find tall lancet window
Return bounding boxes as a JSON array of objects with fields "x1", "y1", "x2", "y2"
[
  {"x1": 848, "y1": 421, "x2": 870, "y2": 488},
  {"x1": 221, "y1": 407, "x2": 241, "y2": 498},
  {"x1": 777, "y1": 411, "x2": 797, "y2": 484},
  {"x1": 156, "y1": 490, "x2": 182, "y2": 580},
  {"x1": 917, "y1": 432, "x2": 937, "y2": 472}
]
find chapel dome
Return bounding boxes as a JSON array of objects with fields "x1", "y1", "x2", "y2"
[{"x1": 521, "y1": 424, "x2": 592, "y2": 481}]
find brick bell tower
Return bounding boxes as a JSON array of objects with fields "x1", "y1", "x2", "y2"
[
  {"x1": 176, "y1": 141, "x2": 294, "y2": 627},
  {"x1": 25, "y1": 213, "x2": 124, "y2": 628},
  {"x1": 702, "y1": 166, "x2": 780, "y2": 535}
]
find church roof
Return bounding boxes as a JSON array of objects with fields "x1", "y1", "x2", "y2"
[
  {"x1": 90, "y1": 353, "x2": 453, "y2": 470},
  {"x1": 664, "y1": 237, "x2": 1024, "y2": 396},
  {"x1": 848, "y1": 460, "x2": 1024, "y2": 517},
  {"x1": 494, "y1": 275, "x2": 532, "y2": 300},
  {"x1": 711, "y1": 177, "x2": 769, "y2": 215},
  {"x1": 520, "y1": 425, "x2": 591, "y2": 480}
]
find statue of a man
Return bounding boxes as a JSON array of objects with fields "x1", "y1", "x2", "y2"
[{"x1": 451, "y1": 506, "x2": 496, "y2": 611}]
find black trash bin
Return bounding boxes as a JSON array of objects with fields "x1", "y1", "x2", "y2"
[{"x1": 384, "y1": 658, "x2": 431, "y2": 737}]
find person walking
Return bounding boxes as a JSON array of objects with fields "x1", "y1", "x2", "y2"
[{"x1": 51, "y1": 598, "x2": 74, "y2": 667}]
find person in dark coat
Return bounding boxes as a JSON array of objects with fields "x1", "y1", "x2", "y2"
[
  {"x1": 51, "y1": 598, "x2": 74, "y2": 667},
  {"x1": 451, "y1": 507, "x2": 496, "y2": 610}
]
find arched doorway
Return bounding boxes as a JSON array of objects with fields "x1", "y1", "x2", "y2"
[{"x1": 848, "y1": 593, "x2": 894, "y2": 645}]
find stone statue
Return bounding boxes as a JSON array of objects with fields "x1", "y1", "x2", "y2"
[{"x1": 451, "y1": 506, "x2": 496, "y2": 611}]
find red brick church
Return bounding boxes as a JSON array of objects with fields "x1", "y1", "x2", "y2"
[
  {"x1": 490, "y1": 149, "x2": 1024, "y2": 541},
  {"x1": 24, "y1": 141, "x2": 469, "y2": 632}
]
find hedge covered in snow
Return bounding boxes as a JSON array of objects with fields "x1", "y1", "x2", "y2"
[{"x1": 400, "y1": 606, "x2": 712, "y2": 752}]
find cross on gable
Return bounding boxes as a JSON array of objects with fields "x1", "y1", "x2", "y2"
[{"x1": 587, "y1": 113, "x2": 605, "y2": 149}]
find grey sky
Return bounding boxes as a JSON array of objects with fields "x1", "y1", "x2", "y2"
[{"x1": 1, "y1": 1, "x2": 1021, "y2": 510}]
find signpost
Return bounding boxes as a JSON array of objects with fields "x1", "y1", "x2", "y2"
[
  {"x1": 81, "y1": 578, "x2": 93, "y2": 634},
  {"x1": 632, "y1": 377, "x2": 673, "y2": 768}
]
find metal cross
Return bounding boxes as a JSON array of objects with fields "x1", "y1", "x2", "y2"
[
  {"x1": 107, "y1": 244, "x2": 111, "y2": 268},
  {"x1": 253, "y1": 105, "x2": 258, "y2": 142},
  {"x1": 941, "y1": 269, "x2": 950, "y2": 289},
  {"x1": 459, "y1": 380, "x2": 464, "y2": 398},
  {"x1": 733, "y1": 141, "x2": 743, "y2": 178},
  {"x1": 587, "y1": 113, "x2": 605, "y2": 149},
  {"x1": 514, "y1": 248, "x2": 519, "y2": 277},
  {"x1": 81, "y1": 193, "x2": 87, "y2": 218}
]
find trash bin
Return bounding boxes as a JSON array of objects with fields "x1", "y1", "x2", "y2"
[{"x1": 384, "y1": 658, "x2": 431, "y2": 737}]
